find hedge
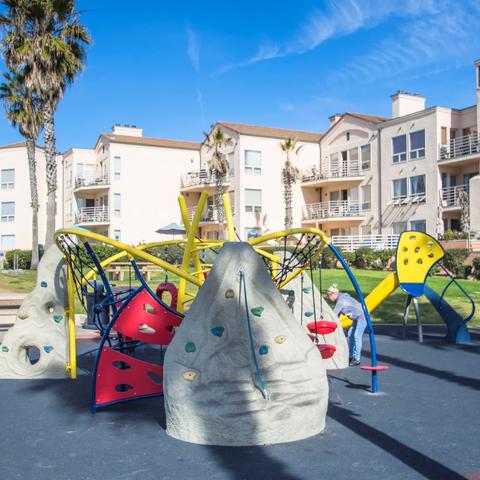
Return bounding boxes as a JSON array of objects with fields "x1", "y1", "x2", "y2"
[
  {"x1": 443, "y1": 248, "x2": 470, "y2": 278},
  {"x1": 473, "y1": 257, "x2": 480, "y2": 280}
]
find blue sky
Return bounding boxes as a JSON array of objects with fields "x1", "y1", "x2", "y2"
[{"x1": 1, "y1": 0, "x2": 479, "y2": 151}]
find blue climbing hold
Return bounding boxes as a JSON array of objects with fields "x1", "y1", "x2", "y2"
[
  {"x1": 304, "y1": 311, "x2": 314, "y2": 317},
  {"x1": 40, "y1": 281, "x2": 47, "y2": 288},
  {"x1": 259, "y1": 345, "x2": 269, "y2": 355},
  {"x1": 44, "y1": 346, "x2": 53, "y2": 353},
  {"x1": 211, "y1": 327, "x2": 225, "y2": 337}
]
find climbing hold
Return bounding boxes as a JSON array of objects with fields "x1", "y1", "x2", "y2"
[
  {"x1": 44, "y1": 346, "x2": 53, "y2": 353},
  {"x1": 302, "y1": 287, "x2": 312, "y2": 294},
  {"x1": 259, "y1": 345, "x2": 269, "y2": 355},
  {"x1": 53, "y1": 314, "x2": 63, "y2": 323},
  {"x1": 182, "y1": 371, "x2": 197, "y2": 382},
  {"x1": 211, "y1": 327, "x2": 225, "y2": 337},
  {"x1": 2, "y1": 346, "x2": 9, "y2": 353},
  {"x1": 185, "y1": 342, "x2": 196, "y2": 353},
  {"x1": 274, "y1": 335, "x2": 286, "y2": 344},
  {"x1": 40, "y1": 281, "x2": 47, "y2": 288},
  {"x1": 250, "y1": 306, "x2": 264, "y2": 317},
  {"x1": 225, "y1": 289, "x2": 235, "y2": 299},
  {"x1": 304, "y1": 311, "x2": 314, "y2": 318}
]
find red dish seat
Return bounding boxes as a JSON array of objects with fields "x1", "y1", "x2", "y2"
[
  {"x1": 316, "y1": 343, "x2": 336, "y2": 359},
  {"x1": 360, "y1": 365, "x2": 389, "y2": 371},
  {"x1": 307, "y1": 320, "x2": 337, "y2": 335}
]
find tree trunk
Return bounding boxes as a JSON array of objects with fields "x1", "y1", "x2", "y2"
[
  {"x1": 215, "y1": 173, "x2": 225, "y2": 237},
  {"x1": 26, "y1": 138, "x2": 40, "y2": 269},
  {"x1": 283, "y1": 169, "x2": 293, "y2": 230},
  {"x1": 43, "y1": 102, "x2": 57, "y2": 249}
]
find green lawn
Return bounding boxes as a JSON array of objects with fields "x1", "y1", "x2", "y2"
[{"x1": 1, "y1": 268, "x2": 478, "y2": 326}]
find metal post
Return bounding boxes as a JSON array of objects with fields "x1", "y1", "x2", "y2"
[
  {"x1": 413, "y1": 297, "x2": 423, "y2": 343},
  {"x1": 403, "y1": 295, "x2": 412, "y2": 339}
]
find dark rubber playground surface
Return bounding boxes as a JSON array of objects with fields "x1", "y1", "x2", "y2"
[{"x1": 1, "y1": 326, "x2": 479, "y2": 480}]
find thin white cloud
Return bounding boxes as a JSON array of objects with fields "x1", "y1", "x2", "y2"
[
  {"x1": 186, "y1": 25, "x2": 200, "y2": 72},
  {"x1": 196, "y1": 88, "x2": 206, "y2": 128},
  {"x1": 216, "y1": 43, "x2": 281, "y2": 75}
]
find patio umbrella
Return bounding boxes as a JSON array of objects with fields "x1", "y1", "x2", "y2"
[{"x1": 156, "y1": 222, "x2": 186, "y2": 238}]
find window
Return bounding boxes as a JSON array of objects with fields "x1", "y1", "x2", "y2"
[
  {"x1": 0, "y1": 234, "x2": 15, "y2": 250},
  {"x1": 245, "y1": 227, "x2": 261, "y2": 240},
  {"x1": 392, "y1": 222, "x2": 407, "y2": 234},
  {"x1": 244, "y1": 189, "x2": 262, "y2": 213},
  {"x1": 114, "y1": 230, "x2": 121, "y2": 240},
  {"x1": 392, "y1": 179, "x2": 407, "y2": 200},
  {"x1": 227, "y1": 152, "x2": 235, "y2": 177},
  {"x1": 76, "y1": 163, "x2": 84, "y2": 177},
  {"x1": 361, "y1": 185, "x2": 371, "y2": 211},
  {"x1": 410, "y1": 175, "x2": 426, "y2": 196},
  {"x1": 1, "y1": 202, "x2": 15, "y2": 222},
  {"x1": 244, "y1": 150, "x2": 262, "y2": 175},
  {"x1": 114, "y1": 156, "x2": 121, "y2": 180},
  {"x1": 441, "y1": 126, "x2": 447, "y2": 145},
  {"x1": 349, "y1": 147, "x2": 358, "y2": 167},
  {"x1": 114, "y1": 193, "x2": 121, "y2": 216},
  {"x1": 392, "y1": 135, "x2": 407, "y2": 163},
  {"x1": 329, "y1": 152, "x2": 339, "y2": 175},
  {"x1": 361, "y1": 145, "x2": 371, "y2": 170},
  {"x1": 409, "y1": 130, "x2": 425, "y2": 159},
  {"x1": 410, "y1": 220, "x2": 426, "y2": 232},
  {"x1": 1, "y1": 169, "x2": 15, "y2": 189},
  {"x1": 346, "y1": 132, "x2": 350, "y2": 141}
]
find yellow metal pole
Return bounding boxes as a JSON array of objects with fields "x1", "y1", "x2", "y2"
[
  {"x1": 221, "y1": 192, "x2": 235, "y2": 242},
  {"x1": 177, "y1": 192, "x2": 208, "y2": 312},
  {"x1": 65, "y1": 263, "x2": 77, "y2": 379}
]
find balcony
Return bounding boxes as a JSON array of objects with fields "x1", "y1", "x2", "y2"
[
  {"x1": 75, "y1": 206, "x2": 110, "y2": 225},
  {"x1": 438, "y1": 133, "x2": 480, "y2": 164},
  {"x1": 180, "y1": 169, "x2": 231, "y2": 193},
  {"x1": 440, "y1": 184, "x2": 468, "y2": 210},
  {"x1": 331, "y1": 234, "x2": 400, "y2": 252},
  {"x1": 301, "y1": 163, "x2": 364, "y2": 188},
  {"x1": 74, "y1": 173, "x2": 110, "y2": 192},
  {"x1": 302, "y1": 200, "x2": 364, "y2": 222},
  {"x1": 187, "y1": 205, "x2": 234, "y2": 224}
]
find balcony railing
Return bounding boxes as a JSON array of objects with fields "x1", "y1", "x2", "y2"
[
  {"x1": 331, "y1": 234, "x2": 400, "y2": 252},
  {"x1": 439, "y1": 133, "x2": 480, "y2": 161},
  {"x1": 181, "y1": 169, "x2": 232, "y2": 189},
  {"x1": 302, "y1": 200, "x2": 362, "y2": 220},
  {"x1": 440, "y1": 184, "x2": 468, "y2": 208},
  {"x1": 75, "y1": 206, "x2": 110, "y2": 224},
  {"x1": 187, "y1": 205, "x2": 234, "y2": 223},
  {"x1": 74, "y1": 173, "x2": 109, "y2": 189},
  {"x1": 302, "y1": 163, "x2": 362, "y2": 182}
]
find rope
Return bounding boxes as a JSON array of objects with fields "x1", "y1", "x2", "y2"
[
  {"x1": 239, "y1": 269, "x2": 269, "y2": 400},
  {"x1": 300, "y1": 274, "x2": 304, "y2": 326},
  {"x1": 308, "y1": 256, "x2": 318, "y2": 344}
]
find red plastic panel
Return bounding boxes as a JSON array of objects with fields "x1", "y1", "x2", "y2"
[
  {"x1": 156, "y1": 282, "x2": 178, "y2": 309},
  {"x1": 95, "y1": 347, "x2": 163, "y2": 407},
  {"x1": 113, "y1": 289, "x2": 182, "y2": 345},
  {"x1": 307, "y1": 321, "x2": 337, "y2": 335},
  {"x1": 360, "y1": 365, "x2": 389, "y2": 371},
  {"x1": 316, "y1": 343, "x2": 336, "y2": 359}
]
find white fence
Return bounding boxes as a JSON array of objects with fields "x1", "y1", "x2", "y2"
[
  {"x1": 331, "y1": 234, "x2": 400, "y2": 252},
  {"x1": 75, "y1": 206, "x2": 110, "y2": 224},
  {"x1": 439, "y1": 133, "x2": 480, "y2": 161},
  {"x1": 303, "y1": 200, "x2": 362, "y2": 220}
]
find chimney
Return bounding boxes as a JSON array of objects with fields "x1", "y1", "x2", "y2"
[
  {"x1": 328, "y1": 113, "x2": 343, "y2": 126},
  {"x1": 111, "y1": 124, "x2": 143, "y2": 137},
  {"x1": 391, "y1": 91, "x2": 425, "y2": 118}
]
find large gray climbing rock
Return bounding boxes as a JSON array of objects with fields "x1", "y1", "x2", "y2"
[
  {"x1": 164, "y1": 242, "x2": 328, "y2": 446},
  {"x1": 283, "y1": 275, "x2": 349, "y2": 369},
  {"x1": 0, "y1": 245, "x2": 68, "y2": 378}
]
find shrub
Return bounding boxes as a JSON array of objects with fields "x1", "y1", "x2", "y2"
[
  {"x1": 4, "y1": 249, "x2": 32, "y2": 269},
  {"x1": 443, "y1": 248, "x2": 470, "y2": 278},
  {"x1": 440, "y1": 230, "x2": 469, "y2": 240},
  {"x1": 472, "y1": 257, "x2": 480, "y2": 280},
  {"x1": 321, "y1": 247, "x2": 340, "y2": 268},
  {"x1": 354, "y1": 247, "x2": 376, "y2": 269}
]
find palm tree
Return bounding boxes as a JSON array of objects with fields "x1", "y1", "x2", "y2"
[
  {"x1": 0, "y1": 70, "x2": 42, "y2": 268},
  {"x1": 203, "y1": 127, "x2": 233, "y2": 225},
  {"x1": 1, "y1": 0, "x2": 91, "y2": 248},
  {"x1": 280, "y1": 137, "x2": 303, "y2": 230}
]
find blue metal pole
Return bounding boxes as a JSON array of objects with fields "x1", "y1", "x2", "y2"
[{"x1": 328, "y1": 243, "x2": 379, "y2": 393}]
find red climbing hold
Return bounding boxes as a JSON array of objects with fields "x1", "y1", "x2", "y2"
[
  {"x1": 307, "y1": 320, "x2": 337, "y2": 335},
  {"x1": 94, "y1": 347, "x2": 163, "y2": 408},
  {"x1": 156, "y1": 282, "x2": 178, "y2": 309},
  {"x1": 316, "y1": 344, "x2": 336, "y2": 359}
]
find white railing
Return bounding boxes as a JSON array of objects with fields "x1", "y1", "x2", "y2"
[
  {"x1": 74, "y1": 173, "x2": 109, "y2": 189},
  {"x1": 75, "y1": 206, "x2": 110, "y2": 224},
  {"x1": 331, "y1": 234, "x2": 400, "y2": 252},
  {"x1": 187, "y1": 205, "x2": 234, "y2": 223},
  {"x1": 439, "y1": 133, "x2": 480, "y2": 161},
  {"x1": 440, "y1": 184, "x2": 468, "y2": 208},
  {"x1": 181, "y1": 169, "x2": 232, "y2": 188},
  {"x1": 302, "y1": 200, "x2": 362, "y2": 220},
  {"x1": 302, "y1": 163, "x2": 363, "y2": 182}
]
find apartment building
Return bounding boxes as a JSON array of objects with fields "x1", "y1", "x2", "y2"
[
  {"x1": 0, "y1": 142, "x2": 62, "y2": 252},
  {"x1": 62, "y1": 125, "x2": 200, "y2": 245}
]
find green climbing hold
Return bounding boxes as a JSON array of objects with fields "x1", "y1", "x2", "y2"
[
  {"x1": 304, "y1": 311, "x2": 314, "y2": 317},
  {"x1": 211, "y1": 327, "x2": 224, "y2": 337},
  {"x1": 40, "y1": 281, "x2": 47, "y2": 288},
  {"x1": 53, "y1": 314, "x2": 63, "y2": 323},
  {"x1": 302, "y1": 287, "x2": 312, "y2": 294},
  {"x1": 2, "y1": 346, "x2": 9, "y2": 353},
  {"x1": 250, "y1": 306, "x2": 264, "y2": 317},
  {"x1": 185, "y1": 342, "x2": 196, "y2": 353},
  {"x1": 44, "y1": 346, "x2": 53, "y2": 353},
  {"x1": 259, "y1": 345, "x2": 268, "y2": 355}
]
